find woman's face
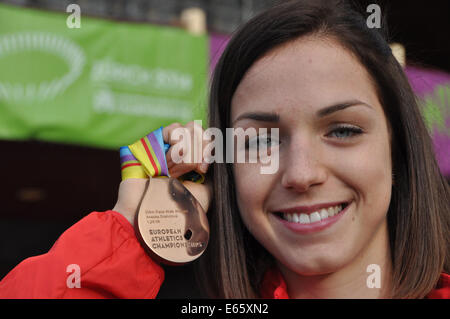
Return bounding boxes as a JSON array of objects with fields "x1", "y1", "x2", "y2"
[{"x1": 230, "y1": 36, "x2": 393, "y2": 276}]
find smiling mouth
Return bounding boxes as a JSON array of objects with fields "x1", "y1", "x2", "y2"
[{"x1": 273, "y1": 202, "x2": 350, "y2": 224}]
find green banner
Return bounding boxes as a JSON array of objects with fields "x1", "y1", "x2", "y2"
[{"x1": 0, "y1": 4, "x2": 208, "y2": 149}]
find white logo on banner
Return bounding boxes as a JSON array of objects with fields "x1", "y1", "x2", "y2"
[
  {"x1": 90, "y1": 59, "x2": 195, "y2": 119},
  {"x1": 0, "y1": 32, "x2": 85, "y2": 101}
]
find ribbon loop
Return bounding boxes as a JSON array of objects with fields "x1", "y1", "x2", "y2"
[{"x1": 120, "y1": 126, "x2": 204, "y2": 183}]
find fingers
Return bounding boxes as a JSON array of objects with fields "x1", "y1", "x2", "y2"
[
  {"x1": 163, "y1": 121, "x2": 212, "y2": 177},
  {"x1": 163, "y1": 122, "x2": 183, "y2": 145}
]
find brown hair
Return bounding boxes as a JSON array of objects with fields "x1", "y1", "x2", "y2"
[{"x1": 197, "y1": 0, "x2": 449, "y2": 298}]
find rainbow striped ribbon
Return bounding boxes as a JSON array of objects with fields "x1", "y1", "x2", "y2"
[
  {"x1": 120, "y1": 126, "x2": 204, "y2": 183},
  {"x1": 119, "y1": 146, "x2": 148, "y2": 180}
]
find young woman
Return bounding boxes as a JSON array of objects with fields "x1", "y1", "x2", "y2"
[{"x1": 1, "y1": 0, "x2": 448, "y2": 299}]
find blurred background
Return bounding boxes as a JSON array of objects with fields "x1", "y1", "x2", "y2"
[{"x1": 0, "y1": 0, "x2": 449, "y2": 296}]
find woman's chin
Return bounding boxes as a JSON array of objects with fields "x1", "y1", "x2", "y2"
[{"x1": 277, "y1": 254, "x2": 350, "y2": 277}]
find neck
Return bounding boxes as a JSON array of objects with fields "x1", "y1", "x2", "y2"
[{"x1": 278, "y1": 220, "x2": 393, "y2": 299}]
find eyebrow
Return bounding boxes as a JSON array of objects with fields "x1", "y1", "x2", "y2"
[
  {"x1": 231, "y1": 100, "x2": 372, "y2": 125},
  {"x1": 231, "y1": 112, "x2": 280, "y2": 126},
  {"x1": 316, "y1": 100, "x2": 372, "y2": 117}
]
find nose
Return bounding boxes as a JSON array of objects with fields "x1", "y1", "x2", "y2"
[{"x1": 280, "y1": 138, "x2": 328, "y2": 192}]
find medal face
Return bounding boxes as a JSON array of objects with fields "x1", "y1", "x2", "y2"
[{"x1": 135, "y1": 177, "x2": 210, "y2": 265}]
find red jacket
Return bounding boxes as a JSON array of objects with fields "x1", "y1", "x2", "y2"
[{"x1": 0, "y1": 210, "x2": 448, "y2": 299}]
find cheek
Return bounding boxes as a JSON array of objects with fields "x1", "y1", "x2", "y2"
[
  {"x1": 336, "y1": 131, "x2": 392, "y2": 219},
  {"x1": 232, "y1": 163, "x2": 271, "y2": 220}
]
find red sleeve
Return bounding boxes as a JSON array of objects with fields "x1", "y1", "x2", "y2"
[
  {"x1": 0, "y1": 210, "x2": 164, "y2": 299},
  {"x1": 426, "y1": 273, "x2": 450, "y2": 299}
]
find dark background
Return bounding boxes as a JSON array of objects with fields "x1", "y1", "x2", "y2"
[
  {"x1": 364, "y1": 0, "x2": 450, "y2": 72},
  {"x1": 1, "y1": 0, "x2": 449, "y2": 292}
]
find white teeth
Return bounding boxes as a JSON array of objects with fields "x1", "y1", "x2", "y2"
[
  {"x1": 327, "y1": 206, "x2": 335, "y2": 217},
  {"x1": 299, "y1": 213, "x2": 310, "y2": 224},
  {"x1": 319, "y1": 208, "x2": 329, "y2": 219},
  {"x1": 281, "y1": 204, "x2": 345, "y2": 224},
  {"x1": 310, "y1": 212, "x2": 321, "y2": 223}
]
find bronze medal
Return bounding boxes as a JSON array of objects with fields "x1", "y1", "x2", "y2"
[{"x1": 135, "y1": 176, "x2": 210, "y2": 265}]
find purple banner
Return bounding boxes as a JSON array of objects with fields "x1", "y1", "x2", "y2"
[
  {"x1": 405, "y1": 66, "x2": 450, "y2": 177},
  {"x1": 209, "y1": 32, "x2": 229, "y2": 77}
]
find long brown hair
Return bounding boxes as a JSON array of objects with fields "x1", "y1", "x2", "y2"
[{"x1": 197, "y1": 0, "x2": 450, "y2": 298}]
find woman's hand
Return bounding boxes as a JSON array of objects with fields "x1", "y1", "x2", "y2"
[
  {"x1": 163, "y1": 121, "x2": 211, "y2": 178},
  {"x1": 112, "y1": 122, "x2": 213, "y2": 225}
]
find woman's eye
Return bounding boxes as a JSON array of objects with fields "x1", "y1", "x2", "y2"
[
  {"x1": 245, "y1": 134, "x2": 279, "y2": 149},
  {"x1": 327, "y1": 125, "x2": 363, "y2": 139}
]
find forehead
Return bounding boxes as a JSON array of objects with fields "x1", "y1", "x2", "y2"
[{"x1": 230, "y1": 36, "x2": 381, "y2": 121}]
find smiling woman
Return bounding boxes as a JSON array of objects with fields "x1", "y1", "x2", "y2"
[
  {"x1": 200, "y1": 0, "x2": 449, "y2": 298},
  {"x1": 230, "y1": 36, "x2": 394, "y2": 298},
  {"x1": 0, "y1": 0, "x2": 448, "y2": 300}
]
